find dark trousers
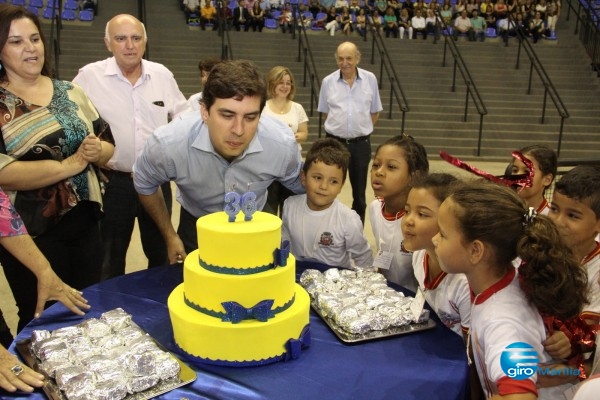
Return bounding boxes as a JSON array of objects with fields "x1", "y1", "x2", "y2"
[
  {"x1": 100, "y1": 171, "x2": 171, "y2": 280},
  {"x1": 326, "y1": 133, "x2": 371, "y2": 224},
  {"x1": 265, "y1": 181, "x2": 294, "y2": 217},
  {"x1": 178, "y1": 207, "x2": 198, "y2": 255},
  {"x1": 0, "y1": 202, "x2": 102, "y2": 332}
]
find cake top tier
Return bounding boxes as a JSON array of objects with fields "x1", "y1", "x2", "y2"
[
  {"x1": 196, "y1": 211, "x2": 283, "y2": 270},
  {"x1": 197, "y1": 211, "x2": 281, "y2": 233}
]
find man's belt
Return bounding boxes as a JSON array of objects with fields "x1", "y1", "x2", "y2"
[{"x1": 326, "y1": 133, "x2": 370, "y2": 144}]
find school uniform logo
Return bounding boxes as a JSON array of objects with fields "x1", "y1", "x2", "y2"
[{"x1": 318, "y1": 232, "x2": 334, "y2": 247}]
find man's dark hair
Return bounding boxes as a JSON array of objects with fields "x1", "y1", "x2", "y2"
[{"x1": 201, "y1": 60, "x2": 266, "y2": 111}]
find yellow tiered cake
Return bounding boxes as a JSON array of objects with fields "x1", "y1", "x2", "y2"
[{"x1": 168, "y1": 211, "x2": 311, "y2": 366}]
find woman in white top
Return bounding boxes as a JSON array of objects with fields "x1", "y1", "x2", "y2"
[{"x1": 262, "y1": 66, "x2": 309, "y2": 215}]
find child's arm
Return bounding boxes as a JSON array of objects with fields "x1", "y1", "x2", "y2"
[{"x1": 345, "y1": 211, "x2": 374, "y2": 269}]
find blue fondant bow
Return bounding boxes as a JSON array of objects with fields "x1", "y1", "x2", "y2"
[
  {"x1": 221, "y1": 300, "x2": 275, "y2": 323},
  {"x1": 274, "y1": 240, "x2": 290, "y2": 267},
  {"x1": 285, "y1": 324, "x2": 311, "y2": 361}
]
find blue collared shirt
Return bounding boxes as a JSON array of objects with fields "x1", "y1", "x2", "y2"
[
  {"x1": 133, "y1": 113, "x2": 304, "y2": 217},
  {"x1": 318, "y1": 67, "x2": 383, "y2": 139}
]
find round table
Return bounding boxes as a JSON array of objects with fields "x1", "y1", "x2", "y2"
[{"x1": 10, "y1": 265, "x2": 469, "y2": 400}]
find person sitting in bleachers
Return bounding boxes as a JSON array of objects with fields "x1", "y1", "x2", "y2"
[
  {"x1": 233, "y1": 0, "x2": 250, "y2": 31},
  {"x1": 453, "y1": 9, "x2": 473, "y2": 40},
  {"x1": 411, "y1": 8, "x2": 427, "y2": 38},
  {"x1": 200, "y1": 1, "x2": 218, "y2": 30},
  {"x1": 470, "y1": 9, "x2": 486, "y2": 41},
  {"x1": 183, "y1": 0, "x2": 201, "y2": 23}
]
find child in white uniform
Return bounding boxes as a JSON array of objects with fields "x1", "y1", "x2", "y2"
[
  {"x1": 550, "y1": 165, "x2": 600, "y2": 325},
  {"x1": 402, "y1": 173, "x2": 470, "y2": 338},
  {"x1": 282, "y1": 138, "x2": 373, "y2": 272},
  {"x1": 507, "y1": 145, "x2": 557, "y2": 215},
  {"x1": 368, "y1": 135, "x2": 429, "y2": 292},
  {"x1": 434, "y1": 181, "x2": 588, "y2": 398}
]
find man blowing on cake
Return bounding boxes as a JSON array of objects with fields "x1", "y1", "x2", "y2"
[{"x1": 133, "y1": 60, "x2": 304, "y2": 264}]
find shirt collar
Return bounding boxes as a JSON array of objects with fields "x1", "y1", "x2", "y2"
[
  {"x1": 105, "y1": 57, "x2": 148, "y2": 84},
  {"x1": 338, "y1": 68, "x2": 361, "y2": 81},
  {"x1": 472, "y1": 267, "x2": 516, "y2": 305}
]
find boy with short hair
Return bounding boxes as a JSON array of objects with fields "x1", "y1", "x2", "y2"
[
  {"x1": 282, "y1": 138, "x2": 373, "y2": 272},
  {"x1": 549, "y1": 165, "x2": 600, "y2": 324}
]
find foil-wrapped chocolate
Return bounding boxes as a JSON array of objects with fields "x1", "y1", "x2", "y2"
[
  {"x1": 31, "y1": 336, "x2": 64, "y2": 359},
  {"x1": 125, "y1": 352, "x2": 156, "y2": 376},
  {"x1": 37, "y1": 341, "x2": 69, "y2": 363},
  {"x1": 128, "y1": 335, "x2": 160, "y2": 354},
  {"x1": 31, "y1": 329, "x2": 51, "y2": 343},
  {"x1": 299, "y1": 268, "x2": 431, "y2": 335},
  {"x1": 56, "y1": 365, "x2": 87, "y2": 387},
  {"x1": 95, "y1": 379, "x2": 128, "y2": 400},
  {"x1": 40, "y1": 358, "x2": 71, "y2": 378},
  {"x1": 152, "y1": 351, "x2": 180, "y2": 380},
  {"x1": 119, "y1": 325, "x2": 146, "y2": 345},
  {"x1": 95, "y1": 334, "x2": 124, "y2": 351},
  {"x1": 61, "y1": 371, "x2": 96, "y2": 399},
  {"x1": 100, "y1": 308, "x2": 132, "y2": 330},
  {"x1": 79, "y1": 318, "x2": 113, "y2": 340},
  {"x1": 126, "y1": 374, "x2": 159, "y2": 393},
  {"x1": 52, "y1": 325, "x2": 83, "y2": 339}
]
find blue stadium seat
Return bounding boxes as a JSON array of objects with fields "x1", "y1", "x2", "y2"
[
  {"x1": 42, "y1": 6, "x2": 58, "y2": 19},
  {"x1": 64, "y1": 0, "x2": 78, "y2": 10},
  {"x1": 61, "y1": 9, "x2": 76, "y2": 21},
  {"x1": 27, "y1": 5, "x2": 39, "y2": 15},
  {"x1": 486, "y1": 27, "x2": 497, "y2": 38},
  {"x1": 11, "y1": 0, "x2": 26, "y2": 6},
  {"x1": 29, "y1": 0, "x2": 44, "y2": 6},
  {"x1": 78, "y1": 9, "x2": 94, "y2": 21},
  {"x1": 264, "y1": 18, "x2": 277, "y2": 29}
]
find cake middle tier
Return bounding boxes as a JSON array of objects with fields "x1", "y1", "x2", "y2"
[{"x1": 184, "y1": 249, "x2": 297, "y2": 315}]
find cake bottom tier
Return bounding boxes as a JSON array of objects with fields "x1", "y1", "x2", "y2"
[{"x1": 168, "y1": 283, "x2": 310, "y2": 366}]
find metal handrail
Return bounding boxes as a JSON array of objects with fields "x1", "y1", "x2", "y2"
[
  {"x1": 564, "y1": 0, "x2": 600, "y2": 73},
  {"x1": 48, "y1": 0, "x2": 64, "y2": 79},
  {"x1": 368, "y1": 23, "x2": 409, "y2": 133},
  {"x1": 297, "y1": 15, "x2": 323, "y2": 136},
  {"x1": 509, "y1": 15, "x2": 569, "y2": 157},
  {"x1": 437, "y1": 14, "x2": 488, "y2": 155},
  {"x1": 216, "y1": 1, "x2": 234, "y2": 60}
]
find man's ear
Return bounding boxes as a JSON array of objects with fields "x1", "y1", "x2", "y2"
[{"x1": 200, "y1": 103, "x2": 209, "y2": 121}]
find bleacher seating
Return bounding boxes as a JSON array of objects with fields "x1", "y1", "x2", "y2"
[
  {"x1": 42, "y1": 6, "x2": 58, "y2": 19},
  {"x1": 265, "y1": 18, "x2": 277, "y2": 29},
  {"x1": 78, "y1": 9, "x2": 94, "y2": 22},
  {"x1": 64, "y1": 0, "x2": 79, "y2": 10},
  {"x1": 27, "y1": 5, "x2": 39, "y2": 15},
  {"x1": 29, "y1": 0, "x2": 44, "y2": 7},
  {"x1": 11, "y1": 0, "x2": 26, "y2": 6},
  {"x1": 61, "y1": 9, "x2": 76, "y2": 21}
]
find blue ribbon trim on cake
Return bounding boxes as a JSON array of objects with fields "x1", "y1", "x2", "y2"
[
  {"x1": 284, "y1": 324, "x2": 312, "y2": 361},
  {"x1": 184, "y1": 293, "x2": 296, "y2": 322},
  {"x1": 173, "y1": 323, "x2": 311, "y2": 367},
  {"x1": 222, "y1": 300, "x2": 274, "y2": 323},
  {"x1": 199, "y1": 240, "x2": 291, "y2": 275}
]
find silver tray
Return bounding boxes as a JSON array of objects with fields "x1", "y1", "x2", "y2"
[
  {"x1": 16, "y1": 327, "x2": 196, "y2": 400},
  {"x1": 311, "y1": 302, "x2": 436, "y2": 344}
]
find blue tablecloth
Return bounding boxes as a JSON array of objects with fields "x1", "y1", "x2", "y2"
[{"x1": 9, "y1": 266, "x2": 469, "y2": 400}]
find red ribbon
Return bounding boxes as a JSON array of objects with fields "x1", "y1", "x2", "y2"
[
  {"x1": 438, "y1": 150, "x2": 535, "y2": 190},
  {"x1": 541, "y1": 314, "x2": 597, "y2": 380}
]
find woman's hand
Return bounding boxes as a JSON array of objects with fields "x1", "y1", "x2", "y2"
[
  {"x1": 0, "y1": 347, "x2": 44, "y2": 393},
  {"x1": 34, "y1": 267, "x2": 90, "y2": 319},
  {"x1": 79, "y1": 133, "x2": 103, "y2": 163}
]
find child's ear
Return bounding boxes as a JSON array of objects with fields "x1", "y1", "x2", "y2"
[
  {"x1": 300, "y1": 170, "x2": 307, "y2": 188},
  {"x1": 468, "y1": 239, "x2": 485, "y2": 265},
  {"x1": 542, "y1": 173, "x2": 554, "y2": 189}
]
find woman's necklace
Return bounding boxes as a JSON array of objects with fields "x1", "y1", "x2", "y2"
[{"x1": 270, "y1": 99, "x2": 289, "y2": 114}]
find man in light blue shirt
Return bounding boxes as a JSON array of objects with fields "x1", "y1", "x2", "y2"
[
  {"x1": 134, "y1": 60, "x2": 304, "y2": 262},
  {"x1": 318, "y1": 41, "x2": 382, "y2": 224}
]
